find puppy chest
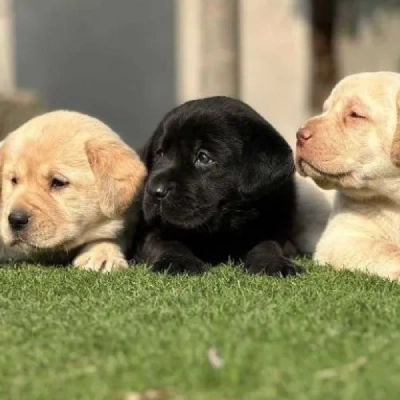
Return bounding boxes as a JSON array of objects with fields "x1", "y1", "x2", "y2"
[{"x1": 376, "y1": 210, "x2": 400, "y2": 245}]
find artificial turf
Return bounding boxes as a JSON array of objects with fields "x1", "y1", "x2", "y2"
[{"x1": 0, "y1": 260, "x2": 399, "y2": 400}]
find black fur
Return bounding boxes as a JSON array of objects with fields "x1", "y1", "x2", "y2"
[{"x1": 132, "y1": 96, "x2": 302, "y2": 276}]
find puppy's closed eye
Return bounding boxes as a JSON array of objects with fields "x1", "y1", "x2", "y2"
[{"x1": 347, "y1": 111, "x2": 366, "y2": 120}]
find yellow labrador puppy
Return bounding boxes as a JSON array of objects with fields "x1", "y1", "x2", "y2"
[
  {"x1": 296, "y1": 71, "x2": 400, "y2": 281},
  {"x1": 0, "y1": 110, "x2": 146, "y2": 271}
]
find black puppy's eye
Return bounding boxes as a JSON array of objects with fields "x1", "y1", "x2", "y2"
[
  {"x1": 11, "y1": 177, "x2": 18, "y2": 185},
  {"x1": 155, "y1": 149, "x2": 164, "y2": 158},
  {"x1": 195, "y1": 151, "x2": 214, "y2": 165},
  {"x1": 50, "y1": 178, "x2": 69, "y2": 190}
]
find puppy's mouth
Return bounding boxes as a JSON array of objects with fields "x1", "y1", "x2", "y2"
[
  {"x1": 9, "y1": 236, "x2": 71, "y2": 254},
  {"x1": 144, "y1": 195, "x2": 214, "y2": 230},
  {"x1": 298, "y1": 159, "x2": 351, "y2": 179},
  {"x1": 8, "y1": 237, "x2": 44, "y2": 255},
  {"x1": 10, "y1": 238, "x2": 50, "y2": 252}
]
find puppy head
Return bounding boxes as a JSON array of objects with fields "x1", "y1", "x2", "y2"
[
  {"x1": 142, "y1": 96, "x2": 294, "y2": 229},
  {"x1": 295, "y1": 72, "x2": 400, "y2": 197},
  {"x1": 0, "y1": 110, "x2": 146, "y2": 254}
]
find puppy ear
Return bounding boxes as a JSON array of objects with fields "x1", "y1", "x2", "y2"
[
  {"x1": 391, "y1": 91, "x2": 400, "y2": 167},
  {"x1": 138, "y1": 139, "x2": 153, "y2": 169},
  {"x1": 238, "y1": 128, "x2": 295, "y2": 197},
  {"x1": 85, "y1": 139, "x2": 147, "y2": 218},
  {"x1": 140, "y1": 107, "x2": 178, "y2": 169},
  {"x1": 139, "y1": 118, "x2": 167, "y2": 169}
]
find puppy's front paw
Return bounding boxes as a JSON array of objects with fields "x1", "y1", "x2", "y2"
[
  {"x1": 73, "y1": 242, "x2": 128, "y2": 273},
  {"x1": 152, "y1": 254, "x2": 206, "y2": 275},
  {"x1": 244, "y1": 255, "x2": 303, "y2": 277}
]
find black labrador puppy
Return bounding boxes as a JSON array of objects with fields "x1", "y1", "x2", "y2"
[{"x1": 133, "y1": 96, "x2": 302, "y2": 276}]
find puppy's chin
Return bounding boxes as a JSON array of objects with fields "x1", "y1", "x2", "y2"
[
  {"x1": 7, "y1": 239, "x2": 47, "y2": 255},
  {"x1": 145, "y1": 207, "x2": 210, "y2": 229},
  {"x1": 3, "y1": 230, "x2": 77, "y2": 255},
  {"x1": 297, "y1": 159, "x2": 359, "y2": 190},
  {"x1": 143, "y1": 196, "x2": 214, "y2": 230},
  {"x1": 4, "y1": 236, "x2": 75, "y2": 265},
  {"x1": 297, "y1": 160, "x2": 336, "y2": 189}
]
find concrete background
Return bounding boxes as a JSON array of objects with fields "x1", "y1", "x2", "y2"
[
  {"x1": 177, "y1": 0, "x2": 311, "y2": 148},
  {"x1": 177, "y1": 0, "x2": 400, "y2": 148},
  {"x1": 13, "y1": 0, "x2": 176, "y2": 147},
  {"x1": 240, "y1": 0, "x2": 310, "y2": 148},
  {"x1": 0, "y1": 0, "x2": 14, "y2": 91},
  {"x1": 1, "y1": 0, "x2": 400, "y2": 149},
  {"x1": 338, "y1": 0, "x2": 400, "y2": 76}
]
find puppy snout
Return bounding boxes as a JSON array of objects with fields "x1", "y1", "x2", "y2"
[
  {"x1": 149, "y1": 182, "x2": 173, "y2": 201},
  {"x1": 296, "y1": 127, "x2": 312, "y2": 145},
  {"x1": 8, "y1": 210, "x2": 31, "y2": 232}
]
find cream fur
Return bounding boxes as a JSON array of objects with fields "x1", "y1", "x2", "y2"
[{"x1": 296, "y1": 71, "x2": 400, "y2": 281}]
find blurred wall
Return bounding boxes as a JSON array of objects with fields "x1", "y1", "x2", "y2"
[
  {"x1": 7, "y1": 0, "x2": 400, "y2": 150},
  {"x1": 337, "y1": 0, "x2": 400, "y2": 77},
  {"x1": 0, "y1": 0, "x2": 14, "y2": 91},
  {"x1": 177, "y1": 0, "x2": 400, "y2": 148},
  {"x1": 240, "y1": 0, "x2": 310, "y2": 148},
  {"x1": 13, "y1": 0, "x2": 176, "y2": 147},
  {"x1": 177, "y1": 0, "x2": 311, "y2": 149}
]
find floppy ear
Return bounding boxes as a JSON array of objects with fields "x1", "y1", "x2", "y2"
[
  {"x1": 140, "y1": 107, "x2": 178, "y2": 169},
  {"x1": 138, "y1": 118, "x2": 167, "y2": 170},
  {"x1": 390, "y1": 91, "x2": 400, "y2": 167},
  {"x1": 238, "y1": 128, "x2": 295, "y2": 197},
  {"x1": 138, "y1": 138, "x2": 154, "y2": 169},
  {"x1": 85, "y1": 139, "x2": 147, "y2": 218}
]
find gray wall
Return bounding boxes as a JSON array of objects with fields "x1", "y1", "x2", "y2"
[
  {"x1": 337, "y1": 0, "x2": 400, "y2": 77},
  {"x1": 14, "y1": 0, "x2": 176, "y2": 147}
]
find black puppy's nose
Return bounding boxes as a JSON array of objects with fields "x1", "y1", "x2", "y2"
[
  {"x1": 8, "y1": 210, "x2": 30, "y2": 232},
  {"x1": 153, "y1": 183, "x2": 171, "y2": 200}
]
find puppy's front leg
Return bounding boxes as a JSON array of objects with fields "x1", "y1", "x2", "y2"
[
  {"x1": 73, "y1": 240, "x2": 128, "y2": 272},
  {"x1": 244, "y1": 240, "x2": 303, "y2": 277},
  {"x1": 139, "y1": 231, "x2": 206, "y2": 275}
]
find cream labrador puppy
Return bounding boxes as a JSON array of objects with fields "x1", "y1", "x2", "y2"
[
  {"x1": 296, "y1": 71, "x2": 400, "y2": 281},
  {"x1": 0, "y1": 110, "x2": 146, "y2": 271}
]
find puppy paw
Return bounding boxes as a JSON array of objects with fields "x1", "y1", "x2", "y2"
[
  {"x1": 152, "y1": 254, "x2": 206, "y2": 275},
  {"x1": 244, "y1": 255, "x2": 304, "y2": 277},
  {"x1": 73, "y1": 242, "x2": 128, "y2": 273}
]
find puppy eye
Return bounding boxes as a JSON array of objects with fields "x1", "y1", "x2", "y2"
[
  {"x1": 195, "y1": 151, "x2": 214, "y2": 165},
  {"x1": 50, "y1": 178, "x2": 69, "y2": 190},
  {"x1": 11, "y1": 177, "x2": 18, "y2": 185},
  {"x1": 348, "y1": 111, "x2": 366, "y2": 119},
  {"x1": 155, "y1": 149, "x2": 164, "y2": 158}
]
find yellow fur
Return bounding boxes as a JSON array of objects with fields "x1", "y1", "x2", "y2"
[{"x1": 0, "y1": 110, "x2": 146, "y2": 272}]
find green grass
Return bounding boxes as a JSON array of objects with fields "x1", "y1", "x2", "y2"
[{"x1": 1, "y1": 260, "x2": 400, "y2": 400}]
